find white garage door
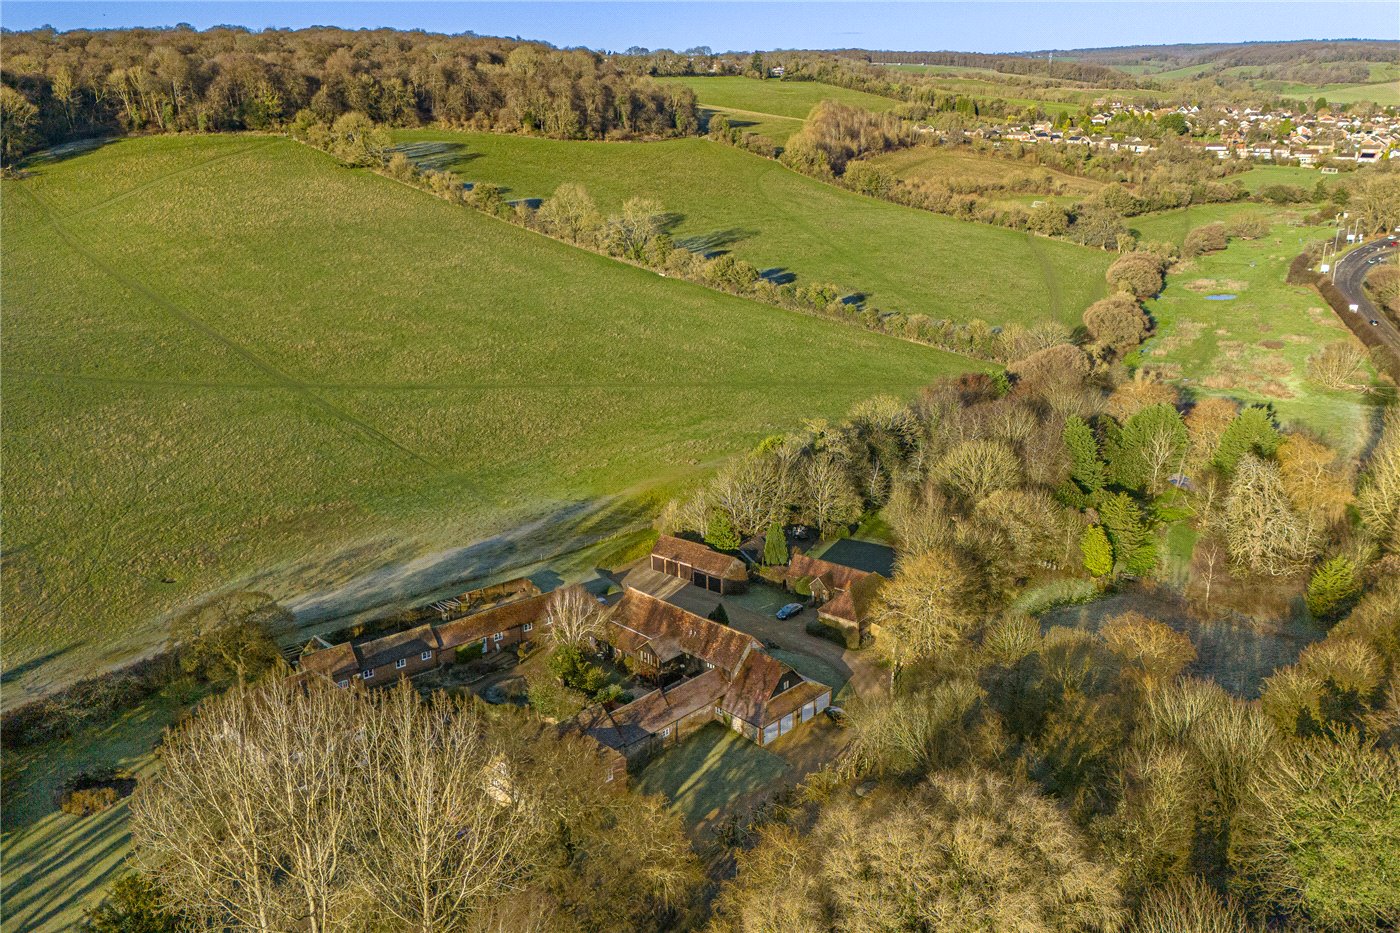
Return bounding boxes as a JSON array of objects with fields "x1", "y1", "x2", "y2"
[
  {"x1": 780, "y1": 713, "x2": 795, "y2": 735},
  {"x1": 763, "y1": 722, "x2": 780, "y2": 745},
  {"x1": 816, "y1": 692, "x2": 831, "y2": 712},
  {"x1": 801, "y1": 701, "x2": 815, "y2": 722}
]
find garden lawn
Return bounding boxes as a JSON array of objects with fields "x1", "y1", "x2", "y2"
[
  {"x1": 1133, "y1": 203, "x2": 1384, "y2": 454},
  {"x1": 1, "y1": 134, "x2": 983, "y2": 702},
  {"x1": 633, "y1": 722, "x2": 790, "y2": 828},
  {"x1": 394, "y1": 129, "x2": 1114, "y2": 328}
]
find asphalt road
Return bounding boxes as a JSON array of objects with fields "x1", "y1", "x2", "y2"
[{"x1": 1330, "y1": 234, "x2": 1399, "y2": 351}]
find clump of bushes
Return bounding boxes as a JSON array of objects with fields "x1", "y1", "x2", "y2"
[
  {"x1": 2, "y1": 654, "x2": 180, "y2": 751},
  {"x1": 1182, "y1": 222, "x2": 1228, "y2": 258},
  {"x1": 1105, "y1": 251, "x2": 1167, "y2": 298},
  {"x1": 548, "y1": 645, "x2": 613, "y2": 700},
  {"x1": 56, "y1": 769, "x2": 135, "y2": 816},
  {"x1": 806, "y1": 616, "x2": 859, "y2": 650}
]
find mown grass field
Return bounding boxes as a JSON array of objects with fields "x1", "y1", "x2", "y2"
[
  {"x1": 395, "y1": 129, "x2": 1114, "y2": 327},
  {"x1": 1132, "y1": 202, "x2": 1384, "y2": 454},
  {"x1": 1230, "y1": 164, "x2": 1332, "y2": 193},
  {"x1": 1, "y1": 134, "x2": 985, "y2": 703},
  {"x1": 651, "y1": 76, "x2": 897, "y2": 142}
]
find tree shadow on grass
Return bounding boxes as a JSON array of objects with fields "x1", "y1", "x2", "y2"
[
  {"x1": 1, "y1": 647, "x2": 74, "y2": 687},
  {"x1": 675, "y1": 227, "x2": 758, "y2": 257},
  {"x1": 19, "y1": 136, "x2": 119, "y2": 170},
  {"x1": 699, "y1": 108, "x2": 759, "y2": 133},
  {"x1": 392, "y1": 140, "x2": 479, "y2": 173},
  {"x1": 282, "y1": 495, "x2": 655, "y2": 633},
  {"x1": 3, "y1": 803, "x2": 136, "y2": 932},
  {"x1": 759, "y1": 268, "x2": 797, "y2": 285}
]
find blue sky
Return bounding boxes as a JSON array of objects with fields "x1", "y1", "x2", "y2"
[{"x1": 2, "y1": 2, "x2": 1396, "y2": 53}]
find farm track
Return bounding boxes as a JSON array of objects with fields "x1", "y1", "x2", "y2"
[
  {"x1": 14, "y1": 183, "x2": 443, "y2": 472},
  {"x1": 4, "y1": 368, "x2": 974, "y2": 393},
  {"x1": 1022, "y1": 231, "x2": 1067, "y2": 324},
  {"x1": 59, "y1": 139, "x2": 275, "y2": 221}
]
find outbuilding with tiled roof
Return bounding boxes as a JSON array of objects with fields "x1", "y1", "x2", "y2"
[{"x1": 648, "y1": 535, "x2": 748, "y2": 593}]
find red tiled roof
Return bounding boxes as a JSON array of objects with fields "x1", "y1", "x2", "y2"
[
  {"x1": 356, "y1": 623, "x2": 441, "y2": 671},
  {"x1": 610, "y1": 588, "x2": 757, "y2": 675},
  {"x1": 576, "y1": 669, "x2": 728, "y2": 751},
  {"x1": 651, "y1": 535, "x2": 747, "y2": 581},
  {"x1": 761, "y1": 680, "x2": 830, "y2": 726},
  {"x1": 298, "y1": 586, "x2": 581, "y2": 680},
  {"x1": 722, "y1": 651, "x2": 806, "y2": 725},
  {"x1": 297, "y1": 641, "x2": 359, "y2": 680},
  {"x1": 818, "y1": 590, "x2": 857, "y2": 624},
  {"x1": 436, "y1": 588, "x2": 574, "y2": 650},
  {"x1": 787, "y1": 552, "x2": 872, "y2": 593}
]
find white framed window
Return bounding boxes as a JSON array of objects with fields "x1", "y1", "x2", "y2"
[
  {"x1": 362, "y1": 668, "x2": 375, "y2": 680},
  {"x1": 523, "y1": 622, "x2": 533, "y2": 632},
  {"x1": 493, "y1": 632, "x2": 504, "y2": 642},
  {"x1": 421, "y1": 650, "x2": 432, "y2": 661},
  {"x1": 659, "y1": 727, "x2": 672, "y2": 738},
  {"x1": 338, "y1": 679, "x2": 349, "y2": 689},
  {"x1": 395, "y1": 658, "x2": 407, "y2": 670}
]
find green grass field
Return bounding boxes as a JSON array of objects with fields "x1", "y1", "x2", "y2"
[
  {"x1": 1268, "y1": 78, "x2": 1400, "y2": 106},
  {"x1": 1, "y1": 134, "x2": 985, "y2": 703},
  {"x1": 652, "y1": 76, "x2": 899, "y2": 142},
  {"x1": 1, "y1": 685, "x2": 198, "y2": 932},
  {"x1": 1133, "y1": 202, "x2": 1383, "y2": 454},
  {"x1": 394, "y1": 129, "x2": 1113, "y2": 328},
  {"x1": 861, "y1": 146, "x2": 1104, "y2": 206},
  {"x1": 1230, "y1": 164, "x2": 1331, "y2": 193}
]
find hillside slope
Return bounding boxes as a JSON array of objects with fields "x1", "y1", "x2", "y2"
[
  {"x1": 395, "y1": 130, "x2": 1113, "y2": 328},
  {"x1": 0, "y1": 135, "x2": 980, "y2": 701}
]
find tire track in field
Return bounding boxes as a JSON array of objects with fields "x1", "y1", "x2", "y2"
[
  {"x1": 59, "y1": 139, "x2": 274, "y2": 221},
  {"x1": 13, "y1": 184, "x2": 441, "y2": 471},
  {"x1": 5, "y1": 368, "x2": 962, "y2": 394},
  {"x1": 1022, "y1": 231, "x2": 1066, "y2": 325}
]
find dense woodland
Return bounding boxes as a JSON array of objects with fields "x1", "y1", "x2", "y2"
[{"x1": 0, "y1": 26, "x2": 699, "y2": 160}]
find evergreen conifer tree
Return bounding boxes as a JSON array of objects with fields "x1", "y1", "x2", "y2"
[
  {"x1": 1063, "y1": 416, "x2": 1107, "y2": 494},
  {"x1": 762, "y1": 522, "x2": 789, "y2": 566},
  {"x1": 1080, "y1": 525, "x2": 1114, "y2": 577},
  {"x1": 1214, "y1": 406, "x2": 1282, "y2": 474},
  {"x1": 1305, "y1": 556, "x2": 1361, "y2": 621},
  {"x1": 705, "y1": 512, "x2": 740, "y2": 551}
]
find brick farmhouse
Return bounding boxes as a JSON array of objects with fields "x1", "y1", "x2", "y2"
[
  {"x1": 570, "y1": 588, "x2": 831, "y2": 762},
  {"x1": 297, "y1": 588, "x2": 577, "y2": 688},
  {"x1": 786, "y1": 552, "x2": 886, "y2": 646}
]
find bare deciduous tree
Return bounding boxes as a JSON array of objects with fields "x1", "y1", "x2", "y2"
[
  {"x1": 1223, "y1": 454, "x2": 1314, "y2": 576},
  {"x1": 544, "y1": 586, "x2": 611, "y2": 649},
  {"x1": 355, "y1": 687, "x2": 544, "y2": 931},
  {"x1": 802, "y1": 454, "x2": 862, "y2": 536},
  {"x1": 132, "y1": 677, "x2": 359, "y2": 932}
]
